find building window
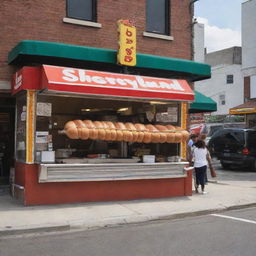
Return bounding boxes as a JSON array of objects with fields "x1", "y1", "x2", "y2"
[
  {"x1": 146, "y1": 0, "x2": 170, "y2": 35},
  {"x1": 219, "y1": 94, "x2": 226, "y2": 105},
  {"x1": 250, "y1": 75, "x2": 256, "y2": 99},
  {"x1": 226, "y1": 74, "x2": 234, "y2": 84},
  {"x1": 67, "y1": 0, "x2": 97, "y2": 22}
]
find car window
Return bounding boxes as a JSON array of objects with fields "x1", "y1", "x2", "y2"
[
  {"x1": 209, "y1": 130, "x2": 244, "y2": 153},
  {"x1": 247, "y1": 131, "x2": 256, "y2": 148},
  {"x1": 230, "y1": 131, "x2": 245, "y2": 144},
  {"x1": 208, "y1": 126, "x2": 223, "y2": 137}
]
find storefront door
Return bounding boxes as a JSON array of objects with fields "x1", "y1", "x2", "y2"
[{"x1": 0, "y1": 96, "x2": 15, "y2": 185}]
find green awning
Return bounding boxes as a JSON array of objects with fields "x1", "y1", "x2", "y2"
[
  {"x1": 189, "y1": 91, "x2": 217, "y2": 113},
  {"x1": 8, "y1": 40, "x2": 211, "y2": 82}
]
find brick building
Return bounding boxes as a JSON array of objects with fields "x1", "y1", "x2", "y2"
[{"x1": 0, "y1": 0, "x2": 210, "y2": 204}]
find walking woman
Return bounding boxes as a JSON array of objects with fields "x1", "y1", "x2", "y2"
[{"x1": 193, "y1": 139, "x2": 210, "y2": 194}]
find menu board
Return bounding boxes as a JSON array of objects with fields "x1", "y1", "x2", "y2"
[
  {"x1": 156, "y1": 107, "x2": 178, "y2": 123},
  {"x1": 37, "y1": 102, "x2": 52, "y2": 117}
]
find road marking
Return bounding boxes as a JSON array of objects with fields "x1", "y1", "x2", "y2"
[{"x1": 211, "y1": 214, "x2": 256, "y2": 224}]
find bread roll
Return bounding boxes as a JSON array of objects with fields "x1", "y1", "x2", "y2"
[
  {"x1": 174, "y1": 126, "x2": 183, "y2": 131},
  {"x1": 83, "y1": 120, "x2": 94, "y2": 129},
  {"x1": 83, "y1": 121, "x2": 98, "y2": 140},
  {"x1": 166, "y1": 132, "x2": 176, "y2": 143},
  {"x1": 173, "y1": 126, "x2": 188, "y2": 143},
  {"x1": 134, "y1": 123, "x2": 146, "y2": 143},
  {"x1": 142, "y1": 131, "x2": 151, "y2": 143},
  {"x1": 101, "y1": 121, "x2": 112, "y2": 141},
  {"x1": 93, "y1": 121, "x2": 106, "y2": 140},
  {"x1": 115, "y1": 122, "x2": 126, "y2": 130},
  {"x1": 116, "y1": 130, "x2": 124, "y2": 141},
  {"x1": 81, "y1": 127, "x2": 90, "y2": 140},
  {"x1": 174, "y1": 132, "x2": 182, "y2": 143},
  {"x1": 166, "y1": 125, "x2": 176, "y2": 131},
  {"x1": 154, "y1": 125, "x2": 168, "y2": 143},
  {"x1": 145, "y1": 124, "x2": 158, "y2": 132},
  {"x1": 66, "y1": 127, "x2": 79, "y2": 139},
  {"x1": 134, "y1": 123, "x2": 146, "y2": 131},
  {"x1": 115, "y1": 122, "x2": 133, "y2": 142},
  {"x1": 145, "y1": 124, "x2": 161, "y2": 143},
  {"x1": 159, "y1": 133, "x2": 167, "y2": 143},
  {"x1": 64, "y1": 121, "x2": 76, "y2": 130},
  {"x1": 105, "y1": 121, "x2": 116, "y2": 130},
  {"x1": 72, "y1": 120, "x2": 85, "y2": 139},
  {"x1": 121, "y1": 130, "x2": 132, "y2": 142},
  {"x1": 113, "y1": 122, "x2": 126, "y2": 141},
  {"x1": 125, "y1": 123, "x2": 138, "y2": 142},
  {"x1": 155, "y1": 125, "x2": 168, "y2": 132},
  {"x1": 73, "y1": 120, "x2": 85, "y2": 128},
  {"x1": 181, "y1": 130, "x2": 190, "y2": 142},
  {"x1": 104, "y1": 121, "x2": 117, "y2": 141}
]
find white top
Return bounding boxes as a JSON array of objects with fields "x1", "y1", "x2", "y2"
[
  {"x1": 187, "y1": 139, "x2": 194, "y2": 147},
  {"x1": 193, "y1": 147, "x2": 208, "y2": 168}
]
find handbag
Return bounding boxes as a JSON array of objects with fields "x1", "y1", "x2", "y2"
[{"x1": 208, "y1": 162, "x2": 217, "y2": 178}]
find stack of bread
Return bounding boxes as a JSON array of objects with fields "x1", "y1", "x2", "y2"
[{"x1": 64, "y1": 120, "x2": 189, "y2": 143}]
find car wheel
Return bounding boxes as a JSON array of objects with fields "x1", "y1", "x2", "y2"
[{"x1": 220, "y1": 161, "x2": 230, "y2": 169}]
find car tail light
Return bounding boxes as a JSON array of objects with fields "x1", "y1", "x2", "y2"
[{"x1": 242, "y1": 148, "x2": 250, "y2": 155}]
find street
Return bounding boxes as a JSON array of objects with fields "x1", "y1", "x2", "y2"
[
  {"x1": 211, "y1": 158, "x2": 256, "y2": 186},
  {"x1": 1, "y1": 207, "x2": 256, "y2": 256},
  {"x1": 1, "y1": 159, "x2": 256, "y2": 256}
]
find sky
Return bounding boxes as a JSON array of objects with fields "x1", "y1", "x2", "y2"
[{"x1": 194, "y1": 0, "x2": 244, "y2": 53}]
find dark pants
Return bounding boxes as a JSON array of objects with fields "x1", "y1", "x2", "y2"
[{"x1": 195, "y1": 165, "x2": 207, "y2": 186}]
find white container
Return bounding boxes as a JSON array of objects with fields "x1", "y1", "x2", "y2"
[
  {"x1": 143, "y1": 155, "x2": 155, "y2": 163},
  {"x1": 41, "y1": 151, "x2": 55, "y2": 163}
]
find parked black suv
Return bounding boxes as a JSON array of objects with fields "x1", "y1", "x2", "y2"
[{"x1": 208, "y1": 128, "x2": 256, "y2": 171}]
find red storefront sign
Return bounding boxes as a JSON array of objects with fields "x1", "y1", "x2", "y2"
[
  {"x1": 11, "y1": 67, "x2": 41, "y2": 95},
  {"x1": 12, "y1": 65, "x2": 194, "y2": 101}
]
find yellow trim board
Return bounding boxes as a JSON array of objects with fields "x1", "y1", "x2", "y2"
[
  {"x1": 180, "y1": 102, "x2": 188, "y2": 159},
  {"x1": 26, "y1": 90, "x2": 36, "y2": 163}
]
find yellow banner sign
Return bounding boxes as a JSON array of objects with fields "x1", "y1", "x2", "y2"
[
  {"x1": 229, "y1": 107, "x2": 256, "y2": 115},
  {"x1": 117, "y1": 20, "x2": 136, "y2": 66}
]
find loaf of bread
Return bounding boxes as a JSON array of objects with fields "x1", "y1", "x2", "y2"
[{"x1": 64, "y1": 120, "x2": 189, "y2": 144}]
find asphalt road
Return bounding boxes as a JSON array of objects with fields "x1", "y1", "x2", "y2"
[
  {"x1": 1, "y1": 207, "x2": 256, "y2": 256},
  {"x1": 210, "y1": 158, "x2": 256, "y2": 185}
]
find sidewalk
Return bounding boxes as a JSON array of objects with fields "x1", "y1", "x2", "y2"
[{"x1": 1, "y1": 179, "x2": 256, "y2": 236}]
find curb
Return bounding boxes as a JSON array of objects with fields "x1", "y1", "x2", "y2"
[{"x1": 1, "y1": 203, "x2": 256, "y2": 237}]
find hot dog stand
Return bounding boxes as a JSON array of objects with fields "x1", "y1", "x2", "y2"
[
  {"x1": 8, "y1": 36, "x2": 211, "y2": 206},
  {"x1": 11, "y1": 63, "x2": 197, "y2": 205}
]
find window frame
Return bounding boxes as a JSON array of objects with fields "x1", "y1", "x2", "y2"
[
  {"x1": 146, "y1": 0, "x2": 170, "y2": 36},
  {"x1": 226, "y1": 74, "x2": 234, "y2": 84},
  {"x1": 66, "y1": 0, "x2": 97, "y2": 22},
  {"x1": 219, "y1": 94, "x2": 226, "y2": 105}
]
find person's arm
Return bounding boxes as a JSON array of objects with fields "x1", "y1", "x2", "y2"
[
  {"x1": 206, "y1": 150, "x2": 211, "y2": 162},
  {"x1": 207, "y1": 149, "x2": 217, "y2": 177}
]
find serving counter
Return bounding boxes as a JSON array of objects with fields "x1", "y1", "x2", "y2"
[{"x1": 39, "y1": 162, "x2": 189, "y2": 183}]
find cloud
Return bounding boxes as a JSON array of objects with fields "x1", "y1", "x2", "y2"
[{"x1": 197, "y1": 17, "x2": 241, "y2": 53}]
